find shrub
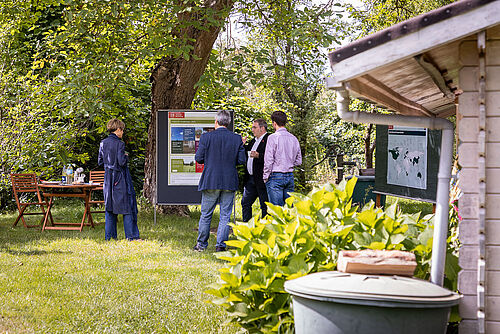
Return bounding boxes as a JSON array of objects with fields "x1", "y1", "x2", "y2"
[{"x1": 207, "y1": 178, "x2": 459, "y2": 333}]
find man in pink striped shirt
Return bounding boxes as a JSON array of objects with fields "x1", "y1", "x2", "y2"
[{"x1": 263, "y1": 111, "x2": 302, "y2": 206}]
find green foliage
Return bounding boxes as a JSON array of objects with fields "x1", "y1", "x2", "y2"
[
  {"x1": 208, "y1": 178, "x2": 460, "y2": 332},
  {"x1": 194, "y1": 0, "x2": 347, "y2": 191},
  {"x1": 344, "y1": 0, "x2": 457, "y2": 40}
]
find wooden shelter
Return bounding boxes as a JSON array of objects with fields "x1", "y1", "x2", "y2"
[{"x1": 327, "y1": 0, "x2": 500, "y2": 332}]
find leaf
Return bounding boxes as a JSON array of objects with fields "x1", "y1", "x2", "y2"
[
  {"x1": 228, "y1": 303, "x2": 250, "y2": 317},
  {"x1": 345, "y1": 176, "x2": 357, "y2": 199},
  {"x1": 286, "y1": 255, "x2": 309, "y2": 275},
  {"x1": 216, "y1": 254, "x2": 245, "y2": 265},
  {"x1": 311, "y1": 189, "x2": 325, "y2": 206},
  {"x1": 225, "y1": 240, "x2": 248, "y2": 249},
  {"x1": 390, "y1": 233, "x2": 406, "y2": 245},
  {"x1": 368, "y1": 241, "x2": 386, "y2": 250},
  {"x1": 417, "y1": 227, "x2": 434, "y2": 250},
  {"x1": 284, "y1": 220, "x2": 298, "y2": 236},
  {"x1": 295, "y1": 200, "x2": 312, "y2": 216},
  {"x1": 244, "y1": 310, "x2": 267, "y2": 322},
  {"x1": 233, "y1": 224, "x2": 253, "y2": 240},
  {"x1": 383, "y1": 217, "x2": 395, "y2": 233},
  {"x1": 267, "y1": 233, "x2": 276, "y2": 249},
  {"x1": 220, "y1": 272, "x2": 239, "y2": 287},
  {"x1": 252, "y1": 242, "x2": 269, "y2": 255},
  {"x1": 357, "y1": 209, "x2": 378, "y2": 228},
  {"x1": 444, "y1": 250, "x2": 460, "y2": 290},
  {"x1": 353, "y1": 231, "x2": 372, "y2": 247}
]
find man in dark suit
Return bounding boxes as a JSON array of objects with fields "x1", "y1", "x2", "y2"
[
  {"x1": 193, "y1": 110, "x2": 246, "y2": 252},
  {"x1": 241, "y1": 119, "x2": 269, "y2": 222}
]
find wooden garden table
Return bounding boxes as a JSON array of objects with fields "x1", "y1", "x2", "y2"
[{"x1": 38, "y1": 183, "x2": 98, "y2": 231}]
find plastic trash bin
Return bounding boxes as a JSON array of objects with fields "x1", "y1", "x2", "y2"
[{"x1": 284, "y1": 271, "x2": 461, "y2": 334}]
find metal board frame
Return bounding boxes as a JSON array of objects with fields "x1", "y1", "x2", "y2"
[{"x1": 155, "y1": 109, "x2": 233, "y2": 205}]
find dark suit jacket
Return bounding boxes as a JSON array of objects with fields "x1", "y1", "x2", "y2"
[
  {"x1": 195, "y1": 127, "x2": 246, "y2": 191},
  {"x1": 243, "y1": 133, "x2": 269, "y2": 190},
  {"x1": 98, "y1": 133, "x2": 131, "y2": 214}
]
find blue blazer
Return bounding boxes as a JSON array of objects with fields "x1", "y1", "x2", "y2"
[
  {"x1": 98, "y1": 133, "x2": 136, "y2": 215},
  {"x1": 195, "y1": 127, "x2": 246, "y2": 191}
]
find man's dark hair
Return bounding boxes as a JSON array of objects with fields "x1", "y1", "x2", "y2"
[
  {"x1": 271, "y1": 111, "x2": 287, "y2": 127},
  {"x1": 215, "y1": 110, "x2": 231, "y2": 127},
  {"x1": 253, "y1": 118, "x2": 268, "y2": 130}
]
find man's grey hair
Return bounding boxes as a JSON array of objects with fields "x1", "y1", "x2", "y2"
[
  {"x1": 215, "y1": 110, "x2": 231, "y2": 127},
  {"x1": 253, "y1": 118, "x2": 268, "y2": 130}
]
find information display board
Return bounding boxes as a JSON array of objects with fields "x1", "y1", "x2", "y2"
[
  {"x1": 156, "y1": 110, "x2": 233, "y2": 205},
  {"x1": 374, "y1": 125, "x2": 441, "y2": 202}
]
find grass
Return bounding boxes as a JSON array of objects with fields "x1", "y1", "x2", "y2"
[
  {"x1": 0, "y1": 199, "x2": 240, "y2": 334},
  {"x1": 0, "y1": 193, "x2": 434, "y2": 333},
  {"x1": 385, "y1": 195, "x2": 435, "y2": 216}
]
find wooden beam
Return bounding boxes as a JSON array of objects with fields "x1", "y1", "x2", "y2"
[
  {"x1": 347, "y1": 75, "x2": 434, "y2": 117},
  {"x1": 415, "y1": 54, "x2": 455, "y2": 99},
  {"x1": 330, "y1": 1, "x2": 500, "y2": 82},
  {"x1": 434, "y1": 104, "x2": 457, "y2": 118}
]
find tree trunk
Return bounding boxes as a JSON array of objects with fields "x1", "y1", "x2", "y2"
[
  {"x1": 364, "y1": 123, "x2": 375, "y2": 169},
  {"x1": 143, "y1": 0, "x2": 234, "y2": 215}
]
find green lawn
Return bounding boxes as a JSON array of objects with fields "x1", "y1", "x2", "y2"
[
  {"x1": 385, "y1": 196, "x2": 435, "y2": 216},
  {"x1": 0, "y1": 200, "x2": 239, "y2": 334},
  {"x1": 0, "y1": 194, "x2": 434, "y2": 333}
]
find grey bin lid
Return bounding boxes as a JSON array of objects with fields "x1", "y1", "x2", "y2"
[{"x1": 284, "y1": 271, "x2": 461, "y2": 308}]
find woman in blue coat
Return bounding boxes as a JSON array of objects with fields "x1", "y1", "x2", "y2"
[{"x1": 98, "y1": 119, "x2": 140, "y2": 240}]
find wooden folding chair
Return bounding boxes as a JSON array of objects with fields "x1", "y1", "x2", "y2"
[
  {"x1": 10, "y1": 173, "x2": 52, "y2": 228},
  {"x1": 88, "y1": 171, "x2": 105, "y2": 224}
]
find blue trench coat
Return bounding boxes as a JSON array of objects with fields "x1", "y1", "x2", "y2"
[{"x1": 98, "y1": 133, "x2": 138, "y2": 222}]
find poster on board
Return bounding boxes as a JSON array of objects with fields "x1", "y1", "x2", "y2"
[
  {"x1": 374, "y1": 125, "x2": 441, "y2": 203},
  {"x1": 386, "y1": 126, "x2": 427, "y2": 190},
  {"x1": 167, "y1": 111, "x2": 216, "y2": 186},
  {"x1": 156, "y1": 110, "x2": 234, "y2": 205}
]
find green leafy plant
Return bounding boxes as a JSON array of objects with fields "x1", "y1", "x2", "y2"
[{"x1": 207, "y1": 178, "x2": 460, "y2": 333}]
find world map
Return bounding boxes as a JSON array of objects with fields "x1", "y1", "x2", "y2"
[{"x1": 386, "y1": 128, "x2": 427, "y2": 190}]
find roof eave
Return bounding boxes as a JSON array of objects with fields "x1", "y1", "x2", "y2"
[{"x1": 328, "y1": 1, "x2": 500, "y2": 84}]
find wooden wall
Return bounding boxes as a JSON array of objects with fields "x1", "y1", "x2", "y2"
[{"x1": 458, "y1": 26, "x2": 500, "y2": 333}]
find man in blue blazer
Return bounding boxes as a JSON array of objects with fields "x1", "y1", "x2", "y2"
[{"x1": 193, "y1": 111, "x2": 246, "y2": 252}]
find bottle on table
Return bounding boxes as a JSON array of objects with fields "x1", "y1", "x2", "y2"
[
  {"x1": 62, "y1": 165, "x2": 67, "y2": 184},
  {"x1": 66, "y1": 165, "x2": 73, "y2": 184}
]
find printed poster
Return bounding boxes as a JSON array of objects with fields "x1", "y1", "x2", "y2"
[
  {"x1": 386, "y1": 126, "x2": 427, "y2": 190},
  {"x1": 168, "y1": 111, "x2": 216, "y2": 185}
]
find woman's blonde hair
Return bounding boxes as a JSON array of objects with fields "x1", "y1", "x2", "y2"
[{"x1": 107, "y1": 119, "x2": 125, "y2": 133}]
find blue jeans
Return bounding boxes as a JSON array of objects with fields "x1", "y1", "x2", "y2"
[
  {"x1": 265, "y1": 172, "x2": 294, "y2": 207},
  {"x1": 241, "y1": 177, "x2": 268, "y2": 222},
  {"x1": 196, "y1": 190, "x2": 235, "y2": 249},
  {"x1": 105, "y1": 211, "x2": 140, "y2": 240}
]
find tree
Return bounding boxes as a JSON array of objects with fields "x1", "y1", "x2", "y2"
[
  {"x1": 211, "y1": 0, "x2": 343, "y2": 191},
  {"x1": 0, "y1": 0, "x2": 236, "y2": 213},
  {"x1": 144, "y1": 0, "x2": 236, "y2": 214}
]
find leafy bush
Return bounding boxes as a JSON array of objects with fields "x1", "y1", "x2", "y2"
[{"x1": 207, "y1": 178, "x2": 459, "y2": 333}]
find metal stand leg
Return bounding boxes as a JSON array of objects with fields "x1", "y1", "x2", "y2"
[
  {"x1": 154, "y1": 203, "x2": 157, "y2": 226},
  {"x1": 233, "y1": 193, "x2": 236, "y2": 225}
]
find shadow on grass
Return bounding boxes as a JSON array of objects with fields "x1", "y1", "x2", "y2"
[
  {"x1": 0, "y1": 246, "x2": 71, "y2": 256},
  {"x1": 0, "y1": 199, "x2": 227, "y2": 253}
]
